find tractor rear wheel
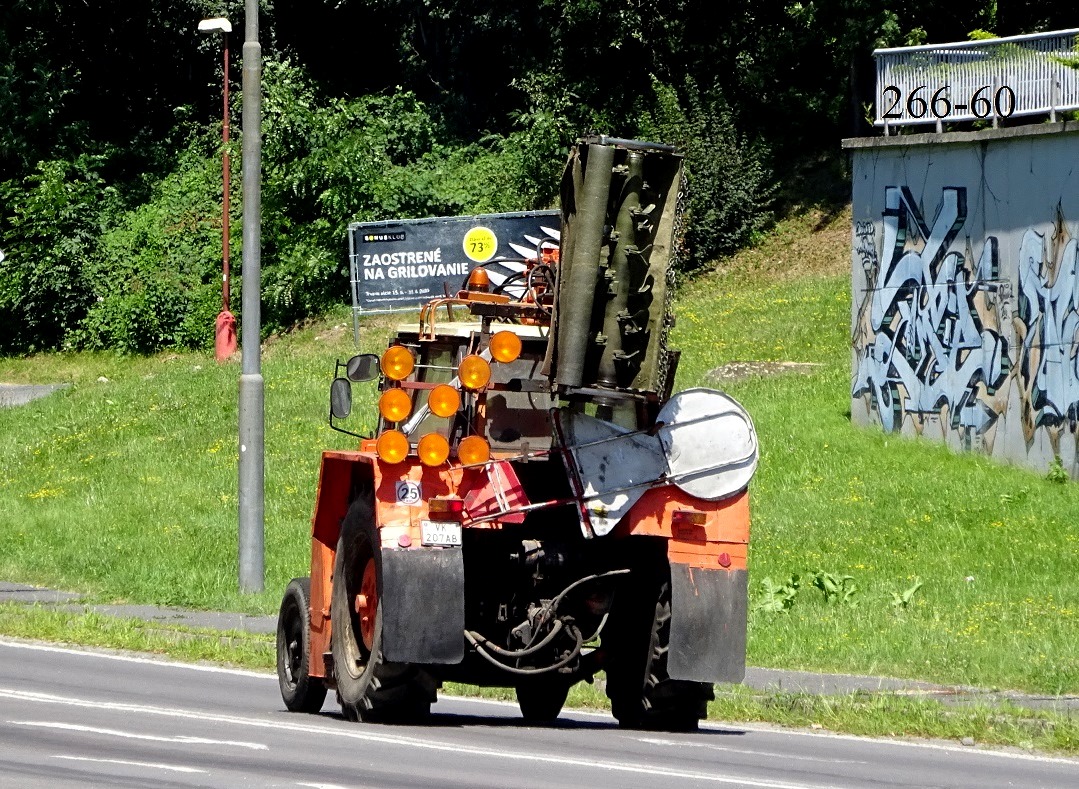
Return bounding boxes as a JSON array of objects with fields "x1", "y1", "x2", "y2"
[
  {"x1": 331, "y1": 496, "x2": 434, "y2": 722},
  {"x1": 604, "y1": 563, "x2": 713, "y2": 732},
  {"x1": 276, "y1": 577, "x2": 327, "y2": 713}
]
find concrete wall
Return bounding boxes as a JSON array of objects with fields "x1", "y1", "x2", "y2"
[{"x1": 845, "y1": 123, "x2": 1079, "y2": 475}]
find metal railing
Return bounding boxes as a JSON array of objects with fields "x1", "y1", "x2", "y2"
[{"x1": 874, "y1": 29, "x2": 1079, "y2": 129}]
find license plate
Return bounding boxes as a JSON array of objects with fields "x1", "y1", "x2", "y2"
[{"x1": 421, "y1": 521, "x2": 462, "y2": 547}]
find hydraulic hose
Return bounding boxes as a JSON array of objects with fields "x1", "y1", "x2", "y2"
[
  {"x1": 465, "y1": 619, "x2": 564, "y2": 659},
  {"x1": 464, "y1": 626, "x2": 584, "y2": 677}
]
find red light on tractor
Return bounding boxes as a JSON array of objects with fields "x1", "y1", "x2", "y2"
[
  {"x1": 672, "y1": 509, "x2": 707, "y2": 542},
  {"x1": 672, "y1": 510, "x2": 707, "y2": 526},
  {"x1": 428, "y1": 496, "x2": 465, "y2": 521}
]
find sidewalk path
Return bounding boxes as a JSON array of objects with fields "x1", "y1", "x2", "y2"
[
  {"x1": 3, "y1": 581, "x2": 1076, "y2": 714},
  {"x1": 0, "y1": 383, "x2": 69, "y2": 407},
  {"x1": 0, "y1": 582, "x2": 274, "y2": 635}
]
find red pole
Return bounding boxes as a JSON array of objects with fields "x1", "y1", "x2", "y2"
[
  {"x1": 222, "y1": 33, "x2": 230, "y2": 314},
  {"x1": 215, "y1": 30, "x2": 238, "y2": 362}
]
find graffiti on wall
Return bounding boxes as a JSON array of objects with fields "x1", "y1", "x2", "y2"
[
  {"x1": 1015, "y1": 207, "x2": 1079, "y2": 452},
  {"x1": 852, "y1": 186, "x2": 1011, "y2": 444}
]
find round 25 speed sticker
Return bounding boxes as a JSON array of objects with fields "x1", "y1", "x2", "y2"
[{"x1": 395, "y1": 481, "x2": 421, "y2": 505}]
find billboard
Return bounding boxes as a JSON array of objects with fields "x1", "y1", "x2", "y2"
[{"x1": 348, "y1": 211, "x2": 560, "y2": 313}]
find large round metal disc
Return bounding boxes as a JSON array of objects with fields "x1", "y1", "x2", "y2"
[{"x1": 656, "y1": 388, "x2": 759, "y2": 501}]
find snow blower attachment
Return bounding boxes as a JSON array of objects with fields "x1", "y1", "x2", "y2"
[{"x1": 276, "y1": 136, "x2": 759, "y2": 730}]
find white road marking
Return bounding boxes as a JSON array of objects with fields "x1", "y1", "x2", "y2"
[
  {"x1": 297, "y1": 784, "x2": 353, "y2": 789},
  {"x1": 1, "y1": 688, "x2": 837, "y2": 789},
  {"x1": 700, "y1": 719, "x2": 1079, "y2": 765},
  {"x1": 11, "y1": 720, "x2": 267, "y2": 750},
  {"x1": 50, "y1": 754, "x2": 205, "y2": 773},
  {"x1": 637, "y1": 737, "x2": 868, "y2": 765},
  {"x1": 3, "y1": 639, "x2": 1077, "y2": 768},
  {"x1": 0, "y1": 638, "x2": 273, "y2": 679}
]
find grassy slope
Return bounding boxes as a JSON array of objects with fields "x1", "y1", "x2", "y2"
[
  {"x1": 1, "y1": 207, "x2": 1077, "y2": 697},
  {"x1": 673, "y1": 206, "x2": 1078, "y2": 695}
]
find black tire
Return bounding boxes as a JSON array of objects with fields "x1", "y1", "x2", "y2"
[
  {"x1": 276, "y1": 577, "x2": 328, "y2": 713},
  {"x1": 515, "y1": 678, "x2": 570, "y2": 723},
  {"x1": 604, "y1": 563, "x2": 713, "y2": 732},
  {"x1": 331, "y1": 496, "x2": 434, "y2": 722}
]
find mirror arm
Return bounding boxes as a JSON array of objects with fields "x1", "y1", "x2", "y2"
[{"x1": 328, "y1": 411, "x2": 365, "y2": 439}]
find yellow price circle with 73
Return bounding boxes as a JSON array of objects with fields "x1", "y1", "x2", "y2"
[{"x1": 463, "y1": 226, "x2": 498, "y2": 263}]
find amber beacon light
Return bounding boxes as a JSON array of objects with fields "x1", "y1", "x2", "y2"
[
  {"x1": 381, "y1": 346, "x2": 415, "y2": 381},
  {"x1": 378, "y1": 388, "x2": 412, "y2": 422},
  {"x1": 428, "y1": 384, "x2": 461, "y2": 418},
  {"x1": 417, "y1": 433, "x2": 451, "y2": 466},
  {"x1": 490, "y1": 330, "x2": 522, "y2": 363},
  {"x1": 376, "y1": 430, "x2": 410, "y2": 464},
  {"x1": 459, "y1": 355, "x2": 492, "y2": 390},
  {"x1": 457, "y1": 435, "x2": 491, "y2": 465}
]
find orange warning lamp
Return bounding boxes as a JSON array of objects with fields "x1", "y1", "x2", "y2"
[
  {"x1": 458, "y1": 435, "x2": 491, "y2": 465},
  {"x1": 428, "y1": 384, "x2": 461, "y2": 418},
  {"x1": 459, "y1": 355, "x2": 492, "y2": 391},
  {"x1": 378, "y1": 388, "x2": 412, "y2": 422},
  {"x1": 466, "y1": 267, "x2": 491, "y2": 292},
  {"x1": 376, "y1": 430, "x2": 410, "y2": 464},
  {"x1": 490, "y1": 330, "x2": 522, "y2": 363},
  {"x1": 417, "y1": 433, "x2": 451, "y2": 466},
  {"x1": 380, "y1": 346, "x2": 415, "y2": 381}
]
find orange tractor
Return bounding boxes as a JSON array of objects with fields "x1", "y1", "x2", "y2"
[{"x1": 275, "y1": 136, "x2": 758, "y2": 730}]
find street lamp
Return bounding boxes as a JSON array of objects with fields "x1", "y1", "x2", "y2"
[
  {"x1": 198, "y1": 17, "x2": 237, "y2": 363},
  {"x1": 238, "y1": 0, "x2": 265, "y2": 594}
]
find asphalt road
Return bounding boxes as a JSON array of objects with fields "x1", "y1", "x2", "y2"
[{"x1": 0, "y1": 639, "x2": 1076, "y2": 789}]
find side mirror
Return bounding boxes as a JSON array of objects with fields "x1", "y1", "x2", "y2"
[
  {"x1": 329, "y1": 377, "x2": 352, "y2": 419},
  {"x1": 346, "y1": 353, "x2": 380, "y2": 382}
]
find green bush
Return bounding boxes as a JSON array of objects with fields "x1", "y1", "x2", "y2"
[
  {"x1": 174, "y1": 282, "x2": 226, "y2": 352},
  {"x1": 1, "y1": 58, "x2": 773, "y2": 355},
  {"x1": 72, "y1": 141, "x2": 225, "y2": 352},
  {"x1": 0, "y1": 156, "x2": 115, "y2": 353},
  {"x1": 641, "y1": 78, "x2": 775, "y2": 270},
  {"x1": 77, "y1": 274, "x2": 186, "y2": 354}
]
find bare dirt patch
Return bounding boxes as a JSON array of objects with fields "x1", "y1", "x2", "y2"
[{"x1": 707, "y1": 361, "x2": 822, "y2": 384}]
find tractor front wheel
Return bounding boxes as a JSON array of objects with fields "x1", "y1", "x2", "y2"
[
  {"x1": 276, "y1": 577, "x2": 327, "y2": 713},
  {"x1": 331, "y1": 496, "x2": 434, "y2": 722}
]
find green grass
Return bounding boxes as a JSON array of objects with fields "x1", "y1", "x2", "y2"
[
  {"x1": 0, "y1": 603, "x2": 274, "y2": 668},
  {"x1": 0, "y1": 309, "x2": 389, "y2": 614},
  {"x1": 671, "y1": 247, "x2": 1079, "y2": 696},
  {"x1": 708, "y1": 687, "x2": 1079, "y2": 754},
  {"x1": 1, "y1": 208, "x2": 1077, "y2": 704}
]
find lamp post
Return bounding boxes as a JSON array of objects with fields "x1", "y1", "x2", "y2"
[
  {"x1": 198, "y1": 17, "x2": 237, "y2": 363},
  {"x1": 238, "y1": 0, "x2": 265, "y2": 594}
]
